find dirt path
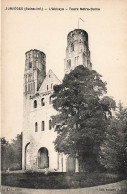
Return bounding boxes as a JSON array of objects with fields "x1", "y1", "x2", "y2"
[{"x1": 2, "y1": 180, "x2": 127, "y2": 194}]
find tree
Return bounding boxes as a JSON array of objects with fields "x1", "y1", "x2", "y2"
[
  {"x1": 51, "y1": 65, "x2": 116, "y2": 171},
  {"x1": 1, "y1": 137, "x2": 9, "y2": 170},
  {"x1": 9, "y1": 133, "x2": 22, "y2": 170},
  {"x1": 100, "y1": 102, "x2": 127, "y2": 173},
  {"x1": 1, "y1": 133, "x2": 22, "y2": 171}
]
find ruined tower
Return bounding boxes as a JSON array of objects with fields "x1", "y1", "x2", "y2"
[
  {"x1": 24, "y1": 49, "x2": 46, "y2": 96},
  {"x1": 22, "y1": 49, "x2": 61, "y2": 170},
  {"x1": 22, "y1": 50, "x2": 46, "y2": 169},
  {"x1": 22, "y1": 29, "x2": 93, "y2": 172},
  {"x1": 64, "y1": 29, "x2": 92, "y2": 74}
]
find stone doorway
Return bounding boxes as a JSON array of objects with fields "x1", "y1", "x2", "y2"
[
  {"x1": 66, "y1": 156, "x2": 75, "y2": 172},
  {"x1": 25, "y1": 142, "x2": 30, "y2": 170},
  {"x1": 38, "y1": 147, "x2": 49, "y2": 169}
]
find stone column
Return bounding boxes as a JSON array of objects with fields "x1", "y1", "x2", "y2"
[
  {"x1": 75, "y1": 153, "x2": 79, "y2": 172},
  {"x1": 61, "y1": 153, "x2": 63, "y2": 172},
  {"x1": 57, "y1": 152, "x2": 59, "y2": 170},
  {"x1": 22, "y1": 145, "x2": 25, "y2": 170},
  {"x1": 36, "y1": 157, "x2": 38, "y2": 168}
]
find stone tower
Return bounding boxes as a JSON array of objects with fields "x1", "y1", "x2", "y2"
[
  {"x1": 24, "y1": 49, "x2": 46, "y2": 96},
  {"x1": 22, "y1": 49, "x2": 62, "y2": 170},
  {"x1": 22, "y1": 49, "x2": 46, "y2": 169},
  {"x1": 64, "y1": 29, "x2": 92, "y2": 74},
  {"x1": 22, "y1": 29, "x2": 93, "y2": 172},
  {"x1": 23, "y1": 49, "x2": 46, "y2": 140}
]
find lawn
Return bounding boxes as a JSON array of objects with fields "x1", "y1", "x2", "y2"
[{"x1": 1, "y1": 171, "x2": 127, "y2": 189}]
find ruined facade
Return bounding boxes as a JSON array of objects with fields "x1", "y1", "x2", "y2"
[{"x1": 22, "y1": 29, "x2": 92, "y2": 172}]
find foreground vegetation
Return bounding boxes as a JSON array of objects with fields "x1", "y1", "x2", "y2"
[
  {"x1": 1, "y1": 171, "x2": 127, "y2": 189},
  {"x1": 52, "y1": 66, "x2": 127, "y2": 173},
  {"x1": 1, "y1": 134, "x2": 22, "y2": 171}
]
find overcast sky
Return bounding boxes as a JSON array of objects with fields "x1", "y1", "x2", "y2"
[{"x1": 2, "y1": 0, "x2": 127, "y2": 141}]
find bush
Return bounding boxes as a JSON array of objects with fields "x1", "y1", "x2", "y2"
[{"x1": 1, "y1": 172, "x2": 127, "y2": 189}]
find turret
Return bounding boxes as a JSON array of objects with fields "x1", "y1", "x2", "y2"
[
  {"x1": 64, "y1": 29, "x2": 92, "y2": 74},
  {"x1": 23, "y1": 49, "x2": 46, "y2": 96}
]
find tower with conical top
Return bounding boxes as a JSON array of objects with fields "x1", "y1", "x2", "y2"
[{"x1": 64, "y1": 29, "x2": 92, "y2": 74}]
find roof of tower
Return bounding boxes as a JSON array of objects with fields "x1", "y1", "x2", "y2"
[
  {"x1": 25, "y1": 49, "x2": 46, "y2": 56},
  {"x1": 67, "y1": 29, "x2": 88, "y2": 38},
  {"x1": 39, "y1": 69, "x2": 61, "y2": 93}
]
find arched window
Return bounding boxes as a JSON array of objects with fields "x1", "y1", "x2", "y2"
[
  {"x1": 35, "y1": 122, "x2": 38, "y2": 132},
  {"x1": 79, "y1": 39, "x2": 81, "y2": 43},
  {"x1": 29, "y1": 62, "x2": 32, "y2": 69},
  {"x1": 34, "y1": 100, "x2": 37, "y2": 108},
  {"x1": 28, "y1": 75, "x2": 29, "y2": 82},
  {"x1": 51, "y1": 83, "x2": 53, "y2": 89},
  {"x1": 47, "y1": 85, "x2": 48, "y2": 90},
  {"x1": 41, "y1": 121, "x2": 45, "y2": 131},
  {"x1": 77, "y1": 56, "x2": 79, "y2": 65},
  {"x1": 33, "y1": 82, "x2": 35, "y2": 90},
  {"x1": 28, "y1": 84, "x2": 30, "y2": 93},
  {"x1": 25, "y1": 85, "x2": 27, "y2": 93},
  {"x1": 41, "y1": 98, "x2": 45, "y2": 106},
  {"x1": 68, "y1": 59, "x2": 71, "y2": 68},
  {"x1": 74, "y1": 57, "x2": 76, "y2": 66},
  {"x1": 49, "y1": 96, "x2": 52, "y2": 104},
  {"x1": 67, "y1": 60, "x2": 68, "y2": 68},
  {"x1": 71, "y1": 44, "x2": 74, "y2": 51},
  {"x1": 31, "y1": 83, "x2": 32, "y2": 91},
  {"x1": 49, "y1": 120, "x2": 52, "y2": 130},
  {"x1": 25, "y1": 75, "x2": 27, "y2": 83}
]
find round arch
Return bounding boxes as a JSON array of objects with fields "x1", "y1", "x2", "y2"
[
  {"x1": 38, "y1": 147, "x2": 49, "y2": 169},
  {"x1": 66, "y1": 155, "x2": 75, "y2": 172},
  {"x1": 25, "y1": 142, "x2": 30, "y2": 170}
]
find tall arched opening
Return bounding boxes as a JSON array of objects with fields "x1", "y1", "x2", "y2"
[
  {"x1": 66, "y1": 156, "x2": 75, "y2": 172},
  {"x1": 38, "y1": 147, "x2": 49, "y2": 169},
  {"x1": 25, "y1": 142, "x2": 30, "y2": 170}
]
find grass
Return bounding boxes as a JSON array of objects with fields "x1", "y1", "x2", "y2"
[{"x1": 1, "y1": 171, "x2": 127, "y2": 189}]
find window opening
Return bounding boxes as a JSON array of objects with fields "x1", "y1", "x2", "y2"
[
  {"x1": 29, "y1": 62, "x2": 32, "y2": 69},
  {"x1": 41, "y1": 98, "x2": 45, "y2": 106},
  {"x1": 49, "y1": 96, "x2": 52, "y2": 104},
  {"x1": 35, "y1": 122, "x2": 38, "y2": 132},
  {"x1": 34, "y1": 100, "x2": 37, "y2": 108},
  {"x1": 49, "y1": 120, "x2": 52, "y2": 130},
  {"x1": 41, "y1": 121, "x2": 45, "y2": 131}
]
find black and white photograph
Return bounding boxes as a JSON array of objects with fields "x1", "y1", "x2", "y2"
[{"x1": 1, "y1": 0, "x2": 127, "y2": 193}]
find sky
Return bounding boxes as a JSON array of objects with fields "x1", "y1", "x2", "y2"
[{"x1": 2, "y1": 0, "x2": 127, "y2": 141}]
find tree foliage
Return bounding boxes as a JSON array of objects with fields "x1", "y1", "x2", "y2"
[
  {"x1": 100, "y1": 102, "x2": 127, "y2": 173},
  {"x1": 1, "y1": 137, "x2": 9, "y2": 170},
  {"x1": 51, "y1": 65, "x2": 116, "y2": 170},
  {"x1": 1, "y1": 133, "x2": 22, "y2": 171}
]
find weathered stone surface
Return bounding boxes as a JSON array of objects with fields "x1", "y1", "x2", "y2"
[{"x1": 22, "y1": 29, "x2": 93, "y2": 172}]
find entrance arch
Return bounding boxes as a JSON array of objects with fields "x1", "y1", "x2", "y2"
[
  {"x1": 38, "y1": 147, "x2": 49, "y2": 169},
  {"x1": 66, "y1": 156, "x2": 75, "y2": 172},
  {"x1": 25, "y1": 142, "x2": 30, "y2": 170}
]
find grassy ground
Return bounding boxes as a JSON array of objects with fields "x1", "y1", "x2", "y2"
[
  {"x1": 1, "y1": 171, "x2": 127, "y2": 189},
  {"x1": 2, "y1": 180, "x2": 127, "y2": 194}
]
